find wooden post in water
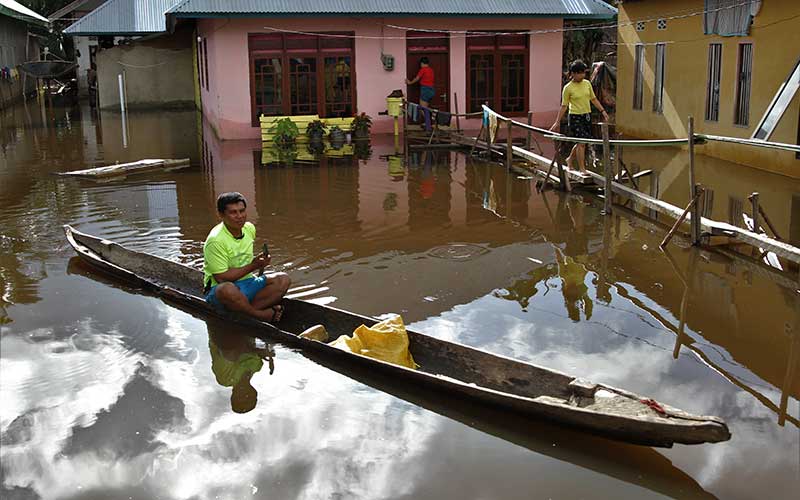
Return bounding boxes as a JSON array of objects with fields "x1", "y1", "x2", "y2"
[
  {"x1": 602, "y1": 122, "x2": 612, "y2": 215},
  {"x1": 506, "y1": 119, "x2": 513, "y2": 170},
  {"x1": 402, "y1": 102, "x2": 408, "y2": 158},
  {"x1": 453, "y1": 92, "x2": 461, "y2": 132},
  {"x1": 470, "y1": 122, "x2": 485, "y2": 155},
  {"x1": 749, "y1": 192, "x2": 761, "y2": 233},
  {"x1": 687, "y1": 117, "x2": 701, "y2": 245},
  {"x1": 526, "y1": 111, "x2": 533, "y2": 150}
]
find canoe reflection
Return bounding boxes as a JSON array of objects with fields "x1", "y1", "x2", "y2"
[{"x1": 207, "y1": 320, "x2": 276, "y2": 414}]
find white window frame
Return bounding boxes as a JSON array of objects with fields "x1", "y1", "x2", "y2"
[{"x1": 752, "y1": 56, "x2": 800, "y2": 141}]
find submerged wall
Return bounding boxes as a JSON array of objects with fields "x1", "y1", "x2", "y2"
[{"x1": 96, "y1": 25, "x2": 195, "y2": 111}]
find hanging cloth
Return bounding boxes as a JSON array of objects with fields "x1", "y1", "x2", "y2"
[{"x1": 488, "y1": 112, "x2": 498, "y2": 143}]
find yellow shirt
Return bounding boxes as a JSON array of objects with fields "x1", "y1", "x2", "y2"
[
  {"x1": 561, "y1": 80, "x2": 596, "y2": 115},
  {"x1": 203, "y1": 222, "x2": 256, "y2": 288}
]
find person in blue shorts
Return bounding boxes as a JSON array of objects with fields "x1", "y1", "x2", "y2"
[
  {"x1": 203, "y1": 192, "x2": 290, "y2": 323},
  {"x1": 407, "y1": 57, "x2": 436, "y2": 109}
]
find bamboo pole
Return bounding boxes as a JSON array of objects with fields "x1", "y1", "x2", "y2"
[
  {"x1": 454, "y1": 92, "x2": 461, "y2": 132},
  {"x1": 526, "y1": 111, "x2": 533, "y2": 150},
  {"x1": 402, "y1": 105, "x2": 408, "y2": 159},
  {"x1": 470, "y1": 122, "x2": 484, "y2": 155},
  {"x1": 506, "y1": 119, "x2": 513, "y2": 170},
  {"x1": 602, "y1": 122, "x2": 612, "y2": 215},
  {"x1": 758, "y1": 204, "x2": 783, "y2": 240},
  {"x1": 688, "y1": 117, "x2": 701, "y2": 245},
  {"x1": 749, "y1": 192, "x2": 761, "y2": 233},
  {"x1": 660, "y1": 186, "x2": 703, "y2": 249}
]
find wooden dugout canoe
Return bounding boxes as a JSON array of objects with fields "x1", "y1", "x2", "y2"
[
  {"x1": 64, "y1": 225, "x2": 731, "y2": 447},
  {"x1": 57, "y1": 159, "x2": 191, "y2": 180}
]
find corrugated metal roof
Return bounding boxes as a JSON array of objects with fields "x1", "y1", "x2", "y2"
[
  {"x1": 0, "y1": 0, "x2": 49, "y2": 24},
  {"x1": 168, "y1": 0, "x2": 617, "y2": 18},
  {"x1": 64, "y1": 0, "x2": 183, "y2": 35}
]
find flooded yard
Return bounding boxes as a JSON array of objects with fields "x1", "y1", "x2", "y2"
[{"x1": 1, "y1": 101, "x2": 799, "y2": 499}]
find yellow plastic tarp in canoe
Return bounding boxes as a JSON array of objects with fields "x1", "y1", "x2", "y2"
[{"x1": 330, "y1": 315, "x2": 417, "y2": 369}]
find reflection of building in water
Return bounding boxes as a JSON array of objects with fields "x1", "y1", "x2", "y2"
[
  {"x1": 95, "y1": 183, "x2": 179, "y2": 223},
  {"x1": 497, "y1": 194, "x2": 800, "y2": 427},
  {"x1": 406, "y1": 150, "x2": 452, "y2": 230},
  {"x1": 622, "y1": 147, "x2": 800, "y2": 247},
  {"x1": 98, "y1": 107, "x2": 201, "y2": 166},
  {"x1": 254, "y1": 155, "x2": 362, "y2": 239}
]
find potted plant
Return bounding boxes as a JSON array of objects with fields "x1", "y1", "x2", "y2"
[
  {"x1": 306, "y1": 119, "x2": 327, "y2": 143},
  {"x1": 329, "y1": 125, "x2": 346, "y2": 146},
  {"x1": 270, "y1": 117, "x2": 299, "y2": 147},
  {"x1": 351, "y1": 112, "x2": 372, "y2": 139}
]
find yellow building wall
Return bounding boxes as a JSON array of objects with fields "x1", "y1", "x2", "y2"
[{"x1": 616, "y1": 0, "x2": 800, "y2": 178}]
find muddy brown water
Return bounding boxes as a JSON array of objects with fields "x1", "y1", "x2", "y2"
[{"x1": 1, "y1": 101, "x2": 799, "y2": 499}]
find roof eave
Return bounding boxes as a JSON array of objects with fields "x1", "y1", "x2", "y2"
[
  {"x1": 169, "y1": 12, "x2": 616, "y2": 20},
  {"x1": 63, "y1": 29, "x2": 163, "y2": 36}
]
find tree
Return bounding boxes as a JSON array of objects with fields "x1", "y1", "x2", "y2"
[
  {"x1": 563, "y1": 0, "x2": 618, "y2": 68},
  {"x1": 19, "y1": 0, "x2": 74, "y2": 17}
]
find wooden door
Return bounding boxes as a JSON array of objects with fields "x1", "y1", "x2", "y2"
[{"x1": 407, "y1": 53, "x2": 450, "y2": 111}]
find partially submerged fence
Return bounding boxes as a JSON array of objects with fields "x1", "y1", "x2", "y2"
[{"x1": 459, "y1": 104, "x2": 800, "y2": 273}]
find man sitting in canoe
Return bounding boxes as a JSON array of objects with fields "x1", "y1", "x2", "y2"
[{"x1": 203, "y1": 192, "x2": 290, "y2": 322}]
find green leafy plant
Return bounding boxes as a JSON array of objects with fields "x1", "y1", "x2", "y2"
[
  {"x1": 270, "y1": 117, "x2": 299, "y2": 147},
  {"x1": 306, "y1": 119, "x2": 327, "y2": 140},
  {"x1": 350, "y1": 112, "x2": 372, "y2": 137}
]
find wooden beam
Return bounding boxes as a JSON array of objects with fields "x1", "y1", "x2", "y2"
[
  {"x1": 544, "y1": 136, "x2": 694, "y2": 147},
  {"x1": 602, "y1": 123, "x2": 612, "y2": 214},
  {"x1": 506, "y1": 119, "x2": 513, "y2": 170},
  {"x1": 660, "y1": 188, "x2": 702, "y2": 249}
]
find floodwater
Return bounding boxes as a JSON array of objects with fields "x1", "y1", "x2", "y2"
[{"x1": 1, "y1": 100, "x2": 799, "y2": 500}]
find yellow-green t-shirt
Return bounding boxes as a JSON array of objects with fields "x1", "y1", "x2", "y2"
[
  {"x1": 203, "y1": 222, "x2": 256, "y2": 288},
  {"x1": 562, "y1": 80, "x2": 596, "y2": 115},
  {"x1": 209, "y1": 339, "x2": 264, "y2": 387}
]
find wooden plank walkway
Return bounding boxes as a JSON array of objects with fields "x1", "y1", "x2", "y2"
[{"x1": 451, "y1": 131, "x2": 800, "y2": 268}]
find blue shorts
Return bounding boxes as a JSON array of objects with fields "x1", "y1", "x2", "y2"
[
  {"x1": 205, "y1": 276, "x2": 268, "y2": 309},
  {"x1": 420, "y1": 85, "x2": 435, "y2": 103}
]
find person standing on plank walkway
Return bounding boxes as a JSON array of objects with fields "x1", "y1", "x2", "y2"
[{"x1": 550, "y1": 60, "x2": 609, "y2": 173}]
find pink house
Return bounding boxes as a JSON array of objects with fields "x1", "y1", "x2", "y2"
[{"x1": 169, "y1": 1, "x2": 616, "y2": 140}]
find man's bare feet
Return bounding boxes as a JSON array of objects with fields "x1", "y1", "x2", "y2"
[{"x1": 256, "y1": 304, "x2": 283, "y2": 324}]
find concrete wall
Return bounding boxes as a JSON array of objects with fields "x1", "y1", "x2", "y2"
[
  {"x1": 73, "y1": 36, "x2": 93, "y2": 96},
  {"x1": 616, "y1": 0, "x2": 800, "y2": 178},
  {"x1": 0, "y1": 16, "x2": 37, "y2": 109},
  {"x1": 197, "y1": 17, "x2": 564, "y2": 140},
  {"x1": 96, "y1": 26, "x2": 195, "y2": 111}
]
